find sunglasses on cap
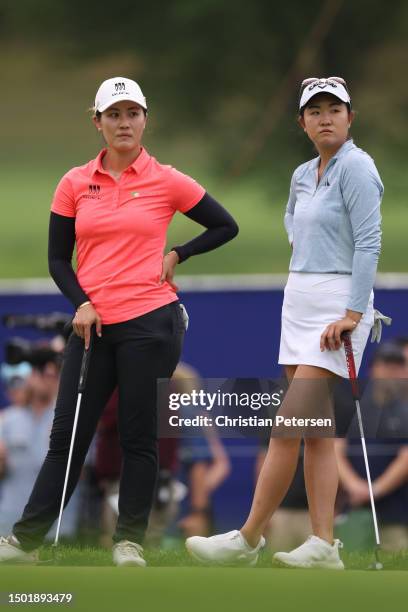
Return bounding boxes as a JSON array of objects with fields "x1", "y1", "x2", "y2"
[
  {"x1": 300, "y1": 76, "x2": 349, "y2": 94},
  {"x1": 298, "y1": 76, "x2": 351, "y2": 112}
]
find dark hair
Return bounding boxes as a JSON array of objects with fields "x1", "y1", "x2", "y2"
[
  {"x1": 298, "y1": 77, "x2": 351, "y2": 116},
  {"x1": 369, "y1": 342, "x2": 405, "y2": 367}
]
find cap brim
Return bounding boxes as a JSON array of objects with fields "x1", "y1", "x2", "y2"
[
  {"x1": 96, "y1": 95, "x2": 147, "y2": 113},
  {"x1": 299, "y1": 84, "x2": 350, "y2": 110}
]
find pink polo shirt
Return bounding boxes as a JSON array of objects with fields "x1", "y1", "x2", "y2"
[{"x1": 51, "y1": 147, "x2": 205, "y2": 324}]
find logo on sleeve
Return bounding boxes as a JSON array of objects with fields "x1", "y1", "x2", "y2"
[{"x1": 83, "y1": 184, "x2": 101, "y2": 199}]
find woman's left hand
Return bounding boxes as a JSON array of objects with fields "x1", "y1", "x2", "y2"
[
  {"x1": 159, "y1": 250, "x2": 180, "y2": 291},
  {"x1": 320, "y1": 316, "x2": 359, "y2": 352}
]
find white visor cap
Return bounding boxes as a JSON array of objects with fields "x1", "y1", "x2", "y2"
[
  {"x1": 94, "y1": 77, "x2": 147, "y2": 113},
  {"x1": 299, "y1": 79, "x2": 350, "y2": 110}
]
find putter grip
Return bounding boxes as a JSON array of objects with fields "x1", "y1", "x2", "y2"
[
  {"x1": 343, "y1": 332, "x2": 360, "y2": 400},
  {"x1": 78, "y1": 327, "x2": 94, "y2": 392}
]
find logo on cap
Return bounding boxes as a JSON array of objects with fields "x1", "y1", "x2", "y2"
[{"x1": 308, "y1": 79, "x2": 338, "y2": 91}]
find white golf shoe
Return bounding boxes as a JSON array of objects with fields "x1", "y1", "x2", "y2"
[
  {"x1": 112, "y1": 540, "x2": 146, "y2": 567},
  {"x1": 186, "y1": 530, "x2": 265, "y2": 566},
  {"x1": 273, "y1": 535, "x2": 344, "y2": 569},
  {"x1": 0, "y1": 535, "x2": 39, "y2": 564}
]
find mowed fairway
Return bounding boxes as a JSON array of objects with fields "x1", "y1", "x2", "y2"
[
  {"x1": 2, "y1": 565, "x2": 407, "y2": 612},
  {"x1": 1, "y1": 165, "x2": 407, "y2": 278}
]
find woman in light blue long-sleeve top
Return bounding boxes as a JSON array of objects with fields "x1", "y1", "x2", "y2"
[{"x1": 186, "y1": 77, "x2": 384, "y2": 570}]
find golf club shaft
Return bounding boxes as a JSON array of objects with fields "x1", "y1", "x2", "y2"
[
  {"x1": 353, "y1": 398, "x2": 381, "y2": 546},
  {"x1": 343, "y1": 332, "x2": 381, "y2": 547},
  {"x1": 53, "y1": 392, "x2": 83, "y2": 547},
  {"x1": 53, "y1": 327, "x2": 95, "y2": 547}
]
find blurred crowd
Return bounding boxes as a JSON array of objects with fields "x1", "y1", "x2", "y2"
[
  {"x1": 0, "y1": 329, "x2": 231, "y2": 547},
  {"x1": 1, "y1": 329, "x2": 408, "y2": 552}
]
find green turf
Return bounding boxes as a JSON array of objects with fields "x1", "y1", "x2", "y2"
[
  {"x1": 1, "y1": 546, "x2": 408, "y2": 612},
  {"x1": 1, "y1": 166, "x2": 407, "y2": 278},
  {"x1": 24, "y1": 543, "x2": 407, "y2": 570}
]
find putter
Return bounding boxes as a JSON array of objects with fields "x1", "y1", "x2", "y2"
[
  {"x1": 343, "y1": 331, "x2": 383, "y2": 570},
  {"x1": 50, "y1": 325, "x2": 95, "y2": 563}
]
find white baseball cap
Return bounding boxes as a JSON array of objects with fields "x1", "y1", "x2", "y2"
[
  {"x1": 94, "y1": 77, "x2": 147, "y2": 113},
  {"x1": 299, "y1": 77, "x2": 350, "y2": 110}
]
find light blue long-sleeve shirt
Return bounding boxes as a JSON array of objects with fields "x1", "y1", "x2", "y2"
[{"x1": 284, "y1": 139, "x2": 383, "y2": 313}]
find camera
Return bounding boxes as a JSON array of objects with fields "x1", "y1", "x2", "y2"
[{"x1": 2, "y1": 312, "x2": 73, "y2": 368}]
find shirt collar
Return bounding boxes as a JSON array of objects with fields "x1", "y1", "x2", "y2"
[
  {"x1": 332, "y1": 138, "x2": 355, "y2": 160},
  {"x1": 313, "y1": 138, "x2": 356, "y2": 170},
  {"x1": 91, "y1": 146, "x2": 151, "y2": 177}
]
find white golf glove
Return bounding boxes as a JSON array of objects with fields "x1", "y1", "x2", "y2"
[
  {"x1": 370, "y1": 309, "x2": 392, "y2": 343},
  {"x1": 179, "y1": 303, "x2": 189, "y2": 331}
]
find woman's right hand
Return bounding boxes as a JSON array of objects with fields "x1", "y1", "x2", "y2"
[{"x1": 72, "y1": 303, "x2": 102, "y2": 349}]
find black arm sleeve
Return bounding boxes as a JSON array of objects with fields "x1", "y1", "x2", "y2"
[
  {"x1": 48, "y1": 212, "x2": 90, "y2": 309},
  {"x1": 172, "y1": 192, "x2": 239, "y2": 263}
]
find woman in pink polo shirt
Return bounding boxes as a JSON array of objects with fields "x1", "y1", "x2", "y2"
[{"x1": 2, "y1": 77, "x2": 238, "y2": 567}]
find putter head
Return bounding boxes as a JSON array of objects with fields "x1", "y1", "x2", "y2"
[{"x1": 50, "y1": 542, "x2": 60, "y2": 565}]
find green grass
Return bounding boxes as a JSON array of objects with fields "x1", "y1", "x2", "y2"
[
  {"x1": 1, "y1": 546, "x2": 408, "y2": 612},
  {"x1": 27, "y1": 543, "x2": 408, "y2": 570},
  {"x1": 1, "y1": 166, "x2": 407, "y2": 278}
]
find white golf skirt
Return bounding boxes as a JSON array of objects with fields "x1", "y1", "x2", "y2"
[{"x1": 278, "y1": 272, "x2": 374, "y2": 378}]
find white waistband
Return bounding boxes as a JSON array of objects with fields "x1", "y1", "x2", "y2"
[{"x1": 286, "y1": 272, "x2": 352, "y2": 293}]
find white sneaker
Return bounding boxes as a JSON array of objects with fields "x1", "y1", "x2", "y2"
[
  {"x1": 112, "y1": 540, "x2": 146, "y2": 567},
  {"x1": 0, "y1": 535, "x2": 39, "y2": 564},
  {"x1": 273, "y1": 535, "x2": 344, "y2": 569},
  {"x1": 186, "y1": 530, "x2": 265, "y2": 566}
]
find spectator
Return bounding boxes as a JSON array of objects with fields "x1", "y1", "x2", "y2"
[
  {"x1": 177, "y1": 363, "x2": 231, "y2": 538},
  {"x1": 0, "y1": 358, "x2": 80, "y2": 542},
  {"x1": 335, "y1": 342, "x2": 408, "y2": 551},
  {"x1": 0, "y1": 364, "x2": 33, "y2": 495},
  {"x1": 0, "y1": 363, "x2": 32, "y2": 412},
  {"x1": 395, "y1": 337, "x2": 408, "y2": 376}
]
